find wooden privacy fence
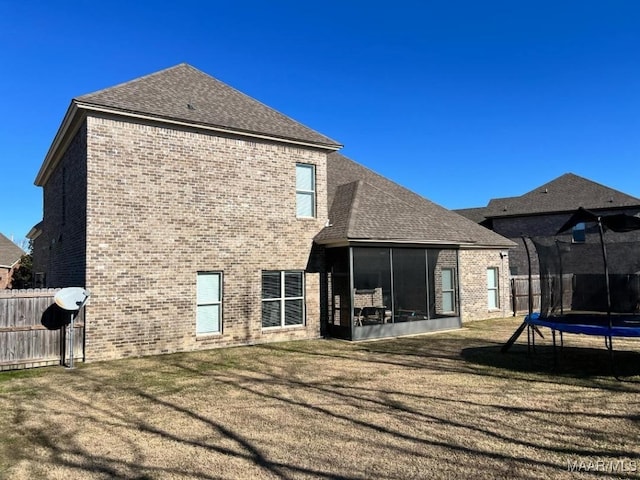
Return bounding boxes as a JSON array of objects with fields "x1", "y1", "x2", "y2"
[
  {"x1": 0, "y1": 289, "x2": 84, "y2": 371},
  {"x1": 510, "y1": 275, "x2": 541, "y2": 315}
]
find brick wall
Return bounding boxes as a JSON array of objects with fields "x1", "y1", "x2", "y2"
[
  {"x1": 492, "y1": 209, "x2": 640, "y2": 275},
  {"x1": 458, "y1": 248, "x2": 511, "y2": 321},
  {"x1": 33, "y1": 124, "x2": 88, "y2": 287},
  {"x1": 431, "y1": 249, "x2": 457, "y2": 315},
  {"x1": 82, "y1": 115, "x2": 328, "y2": 361},
  {"x1": 0, "y1": 266, "x2": 13, "y2": 289}
]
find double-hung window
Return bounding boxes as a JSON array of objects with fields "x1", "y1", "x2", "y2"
[
  {"x1": 262, "y1": 271, "x2": 305, "y2": 328},
  {"x1": 296, "y1": 164, "x2": 316, "y2": 218},
  {"x1": 196, "y1": 272, "x2": 222, "y2": 334},
  {"x1": 441, "y1": 268, "x2": 456, "y2": 313},
  {"x1": 487, "y1": 268, "x2": 499, "y2": 310}
]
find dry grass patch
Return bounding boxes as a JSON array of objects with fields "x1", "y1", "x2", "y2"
[{"x1": 1, "y1": 317, "x2": 639, "y2": 479}]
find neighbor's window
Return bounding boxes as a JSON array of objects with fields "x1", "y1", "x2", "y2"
[
  {"x1": 196, "y1": 272, "x2": 222, "y2": 335},
  {"x1": 487, "y1": 267, "x2": 499, "y2": 310},
  {"x1": 572, "y1": 222, "x2": 586, "y2": 243},
  {"x1": 441, "y1": 268, "x2": 456, "y2": 313},
  {"x1": 296, "y1": 164, "x2": 316, "y2": 218},
  {"x1": 262, "y1": 271, "x2": 305, "y2": 328}
]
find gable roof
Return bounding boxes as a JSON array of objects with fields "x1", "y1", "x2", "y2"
[
  {"x1": 315, "y1": 153, "x2": 515, "y2": 248},
  {"x1": 482, "y1": 173, "x2": 640, "y2": 218},
  {"x1": 0, "y1": 233, "x2": 24, "y2": 268},
  {"x1": 76, "y1": 63, "x2": 341, "y2": 149},
  {"x1": 36, "y1": 64, "x2": 341, "y2": 186}
]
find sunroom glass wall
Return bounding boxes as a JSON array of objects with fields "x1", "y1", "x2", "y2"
[
  {"x1": 392, "y1": 249, "x2": 428, "y2": 322},
  {"x1": 352, "y1": 248, "x2": 392, "y2": 326},
  {"x1": 352, "y1": 247, "x2": 459, "y2": 328}
]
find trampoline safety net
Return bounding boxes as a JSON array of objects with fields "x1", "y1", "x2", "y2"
[{"x1": 530, "y1": 209, "x2": 640, "y2": 323}]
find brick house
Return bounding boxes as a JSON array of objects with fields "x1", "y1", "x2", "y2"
[
  {"x1": 31, "y1": 64, "x2": 514, "y2": 361},
  {"x1": 456, "y1": 173, "x2": 640, "y2": 275},
  {"x1": 0, "y1": 233, "x2": 24, "y2": 289}
]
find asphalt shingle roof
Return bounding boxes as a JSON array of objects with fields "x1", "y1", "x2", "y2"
[
  {"x1": 483, "y1": 173, "x2": 640, "y2": 218},
  {"x1": 0, "y1": 233, "x2": 24, "y2": 268},
  {"x1": 76, "y1": 63, "x2": 341, "y2": 148},
  {"x1": 452, "y1": 207, "x2": 489, "y2": 224},
  {"x1": 315, "y1": 153, "x2": 515, "y2": 247}
]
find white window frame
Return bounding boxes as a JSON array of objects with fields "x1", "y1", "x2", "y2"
[
  {"x1": 441, "y1": 267, "x2": 456, "y2": 313},
  {"x1": 196, "y1": 271, "x2": 222, "y2": 335},
  {"x1": 487, "y1": 267, "x2": 500, "y2": 310},
  {"x1": 296, "y1": 163, "x2": 316, "y2": 218},
  {"x1": 261, "y1": 270, "x2": 306, "y2": 329}
]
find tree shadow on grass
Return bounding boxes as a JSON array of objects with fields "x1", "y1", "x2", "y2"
[
  {"x1": 5, "y1": 341, "x2": 640, "y2": 479},
  {"x1": 462, "y1": 343, "x2": 640, "y2": 380}
]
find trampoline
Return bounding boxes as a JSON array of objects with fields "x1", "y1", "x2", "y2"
[
  {"x1": 503, "y1": 207, "x2": 640, "y2": 372},
  {"x1": 525, "y1": 312, "x2": 640, "y2": 338}
]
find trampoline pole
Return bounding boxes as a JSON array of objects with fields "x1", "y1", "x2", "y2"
[
  {"x1": 523, "y1": 236, "x2": 533, "y2": 317},
  {"x1": 555, "y1": 240, "x2": 565, "y2": 316},
  {"x1": 597, "y1": 218, "x2": 612, "y2": 329},
  {"x1": 597, "y1": 218, "x2": 616, "y2": 376}
]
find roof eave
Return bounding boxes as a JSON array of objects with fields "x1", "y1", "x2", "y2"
[
  {"x1": 0, "y1": 258, "x2": 21, "y2": 269},
  {"x1": 76, "y1": 102, "x2": 343, "y2": 151},
  {"x1": 316, "y1": 237, "x2": 504, "y2": 248},
  {"x1": 27, "y1": 224, "x2": 43, "y2": 241},
  {"x1": 35, "y1": 102, "x2": 86, "y2": 186},
  {"x1": 486, "y1": 205, "x2": 640, "y2": 220},
  {"x1": 35, "y1": 100, "x2": 342, "y2": 187}
]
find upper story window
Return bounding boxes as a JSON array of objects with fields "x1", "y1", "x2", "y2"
[
  {"x1": 296, "y1": 164, "x2": 316, "y2": 218},
  {"x1": 572, "y1": 222, "x2": 586, "y2": 243}
]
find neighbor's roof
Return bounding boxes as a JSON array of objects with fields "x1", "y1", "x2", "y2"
[
  {"x1": 482, "y1": 173, "x2": 640, "y2": 218},
  {"x1": 76, "y1": 63, "x2": 341, "y2": 149},
  {"x1": 314, "y1": 153, "x2": 515, "y2": 248},
  {"x1": 0, "y1": 233, "x2": 24, "y2": 268},
  {"x1": 452, "y1": 207, "x2": 489, "y2": 224}
]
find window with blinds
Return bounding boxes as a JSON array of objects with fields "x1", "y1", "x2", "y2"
[{"x1": 262, "y1": 271, "x2": 305, "y2": 328}]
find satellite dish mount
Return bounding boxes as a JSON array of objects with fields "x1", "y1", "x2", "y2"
[{"x1": 54, "y1": 287, "x2": 91, "y2": 369}]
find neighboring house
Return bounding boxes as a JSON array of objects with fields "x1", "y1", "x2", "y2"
[
  {"x1": 31, "y1": 63, "x2": 514, "y2": 362},
  {"x1": 456, "y1": 173, "x2": 640, "y2": 275},
  {"x1": 0, "y1": 233, "x2": 25, "y2": 289}
]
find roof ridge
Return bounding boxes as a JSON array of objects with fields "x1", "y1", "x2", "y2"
[
  {"x1": 331, "y1": 153, "x2": 434, "y2": 204},
  {"x1": 73, "y1": 63, "x2": 341, "y2": 148},
  {"x1": 346, "y1": 180, "x2": 362, "y2": 235},
  {"x1": 358, "y1": 178, "x2": 423, "y2": 210}
]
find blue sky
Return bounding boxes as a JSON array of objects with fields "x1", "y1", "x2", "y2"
[{"x1": 1, "y1": 1, "x2": 639, "y2": 247}]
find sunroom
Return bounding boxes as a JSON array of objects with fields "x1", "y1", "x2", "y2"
[
  {"x1": 323, "y1": 245, "x2": 460, "y2": 340},
  {"x1": 317, "y1": 153, "x2": 516, "y2": 341}
]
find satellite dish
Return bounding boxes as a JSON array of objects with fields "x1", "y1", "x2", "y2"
[
  {"x1": 54, "y1": 287, "x2": 90, "y2": 311},
  {"x1": 53, "y1": 287, "x2": 91, "y2": 370}
]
